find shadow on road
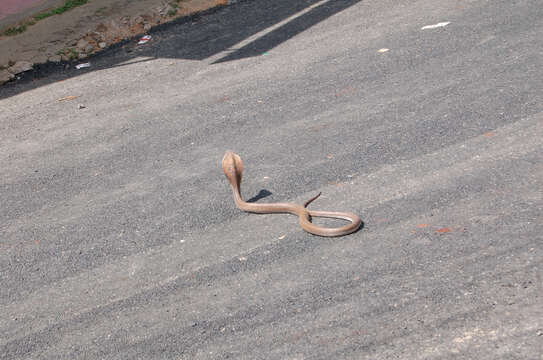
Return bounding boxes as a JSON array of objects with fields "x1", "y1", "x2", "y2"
[
  {"x1": 0, "y1": 0, "x2": 362, "y2": 100},
  {"x1": 247, "y1": 189, "x2": 273, "y2": 203}
]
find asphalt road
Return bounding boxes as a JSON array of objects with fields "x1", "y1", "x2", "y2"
[{"x1": 1, "y1": 0, "x2": 542, "y2": 358}]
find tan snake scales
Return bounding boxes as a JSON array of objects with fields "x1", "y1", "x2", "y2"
[{"x1": 222, "y1": 150, "x2": 361, "y2": 237}]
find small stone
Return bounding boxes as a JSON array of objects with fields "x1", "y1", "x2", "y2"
[
  {"x1": 85, "y1": 44, "x2": 94, "y2": 53},
  {"x1": 108, "y1": 19, "x2": 120, "y2": 32},
  {"x1": 76, "y1": 39, "x2": 89, "y2": 50},
  {"x1": 158, "y1": 4, "x2": 175, "y2": 16},
  {"x1": 0, "y1": 69, "x2": 15, "y2": 85},
  {"x1": 143, "y1": 23, "x2": 152, "y2": 31},
  {"x1": 32, "y1": 54, "x2": 49, "y2": 64},
  {"x1": 78, "y1": 104, "x2": 86, "y2": 109},
  {"x1": 133, "y1": 15, "x2": 145, "y2": 24},
  {"x1": 8, "y1": 61, "x2": 33, "y2": 74},
  {"x1": 48, "y1": 55, "x2": 62, "y2": 63},
  {"x1": 99, "y1": 42, "x2": 107, "y2": 49},
  {"x1": 96, "y1": 23, "x2": 108, "y2": 33}
]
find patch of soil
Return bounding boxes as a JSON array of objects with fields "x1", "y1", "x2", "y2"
[{"x1": 0, "y1": 0, "x2": 229, "y2": 84}]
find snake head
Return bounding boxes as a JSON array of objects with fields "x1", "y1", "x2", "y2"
[{"x1": 222, "y1": 150, "x2": 243, "y2": 189}]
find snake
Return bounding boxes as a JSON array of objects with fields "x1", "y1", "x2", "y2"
[{"x1": 222, "y1": 150, "x2": 361, "y2": 237}]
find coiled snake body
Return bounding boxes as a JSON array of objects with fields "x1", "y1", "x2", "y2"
[{"x1": 222, "y1": 150, "x2": 361, "y2": 237}]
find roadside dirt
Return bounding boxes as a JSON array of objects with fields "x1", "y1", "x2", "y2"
[{"x1": 0, "y1": 0, "x2": 230, "y2": 84}]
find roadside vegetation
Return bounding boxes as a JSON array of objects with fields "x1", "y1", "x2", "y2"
[
  {"x1": 2, "y1": 0, "x2": 88, "y2": 36},
  {"x1": 33, "y1": 0, "x2": 89, "y2": 20}
]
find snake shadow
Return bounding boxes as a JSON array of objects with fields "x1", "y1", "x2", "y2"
[{"x1": 246, "y1": 189, "x2": 273, "y2": 203}]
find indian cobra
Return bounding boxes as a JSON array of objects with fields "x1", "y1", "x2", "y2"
[{"x1": 222, "y1": 150, "x2": 361, "y2": 237}]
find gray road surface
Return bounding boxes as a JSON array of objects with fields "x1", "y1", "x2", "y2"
[{"x1": 1, "y1": 0, "x2": 542, "y2": 358}]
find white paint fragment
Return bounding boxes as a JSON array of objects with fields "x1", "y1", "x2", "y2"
[
  {"x1": 378, "y1": 48, "x2": 389, "y2": 53},
  {"x1": 421, "y1": 21, "x2": 450, "y2": 30},
  {"x1": 75, "y1": 63, "x2": 91, "y2": 69}
]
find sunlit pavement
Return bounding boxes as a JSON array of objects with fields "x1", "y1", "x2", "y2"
[{"x1": 1, "y1": 0, "x2": 542, "y2": 358}]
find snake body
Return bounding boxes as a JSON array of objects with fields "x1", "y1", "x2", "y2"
[{"x1": 222, "y1": 150, "x2": 361, "y2": 237}]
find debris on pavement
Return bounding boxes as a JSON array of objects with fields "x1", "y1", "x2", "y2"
[
  {"x1": 137, "y1": 35, "x2": 152, "y2": 44},
  {"x1": 78, "y1": 104, "x2": 86, "y2": 109},
  {"x1": 57, "y1": 95, "x2": 80, "y2": 102},
  {"x1": 378, "y1": 48, "x2": 389, "y2": 53},
  {"x1": 75, "y1": 63, "x2": 91, "y2": 69},
  {"x1": 411, "y1": 225, "x2": 466, "y2": 235},
  {"x1": 421, "y1": 21, "x2": 450, "y2": 30}
]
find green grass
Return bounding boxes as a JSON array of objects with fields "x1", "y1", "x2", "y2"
[
  {"x1": 56, "y1": 48, "x2": 79, "y2": 60},
  {"x1": 34, "y1": 0, "x2": 88, "y2": 21},
  {"x1": 2, "y1": 0, "x2": 87, "y2": 36},
  {"x1": 3, "y1": 24, "x2": 27, "y2": 36},
  {"x1": 68, "y1": 49, "x2": 79, "y2": 60}
]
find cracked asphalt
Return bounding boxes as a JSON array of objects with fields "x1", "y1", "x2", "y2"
[{"x1": 1, "y1": 0, "x2": 542, "y2": 358}]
